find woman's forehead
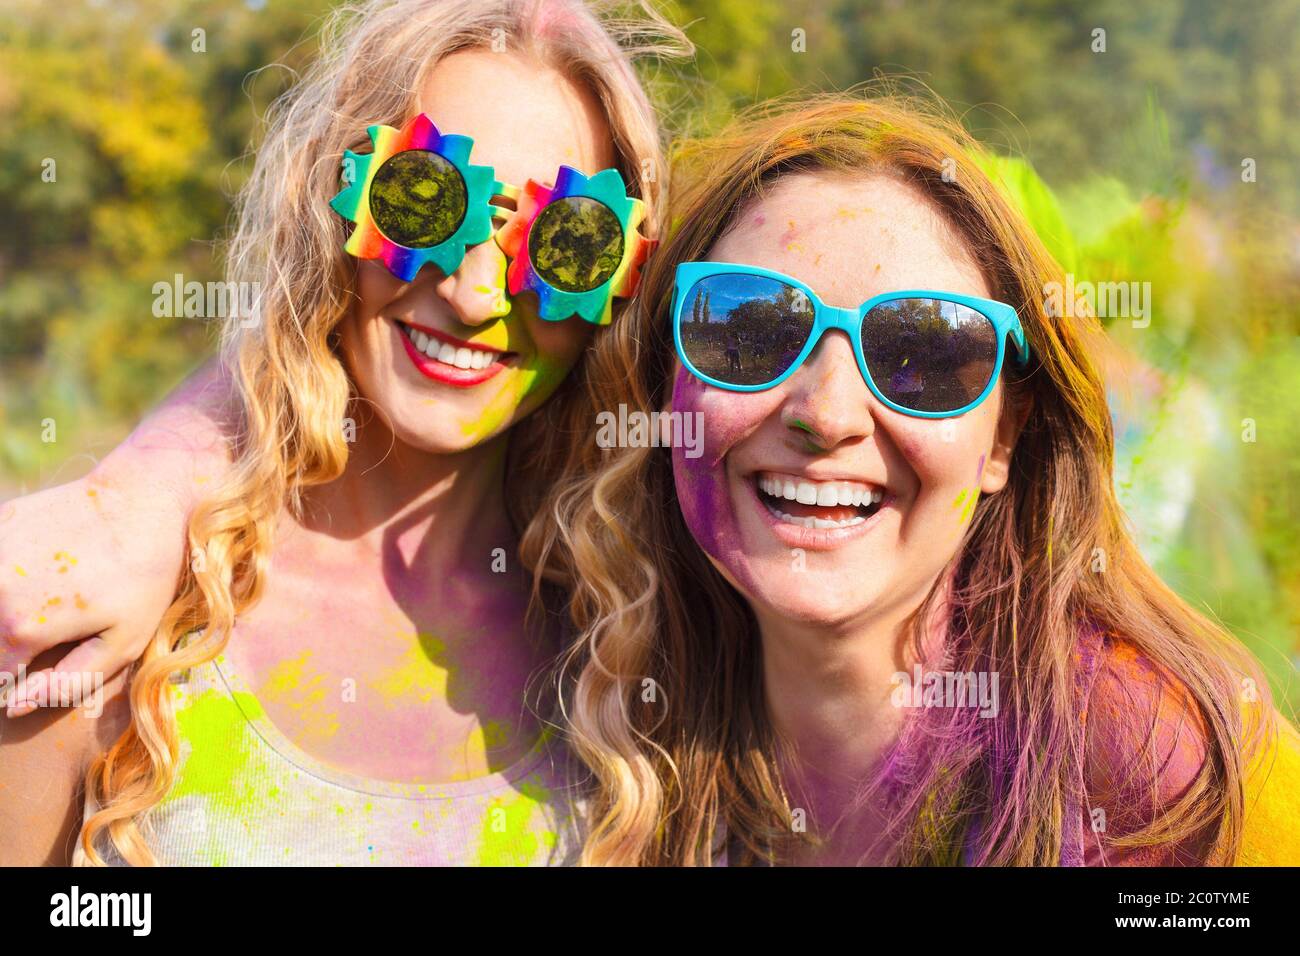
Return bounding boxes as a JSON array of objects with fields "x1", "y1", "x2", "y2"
[
  {"x1": 709, "y1": 171, "x2": 991, "y2": 307},
  {"x1": 416, "y1": 48, "x2": 617, "y2": 188}
]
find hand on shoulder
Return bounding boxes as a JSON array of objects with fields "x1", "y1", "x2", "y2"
[{"x1": 0, "y1": 358, "x2": 235, "y2": 717}]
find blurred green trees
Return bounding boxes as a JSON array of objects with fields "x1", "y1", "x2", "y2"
[{"x1": 0, "y1": 0, "x2": 325, "y2": 483}]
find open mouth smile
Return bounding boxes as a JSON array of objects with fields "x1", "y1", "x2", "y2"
[
  {"x1": 394, "y1": 318, "x2": 517, "y2": 387},
  {"x1": 749, "y1": 470, "x2": 892, "y2": 549}
]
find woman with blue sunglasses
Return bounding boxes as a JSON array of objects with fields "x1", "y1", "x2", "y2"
[{"x1": 534, "y1": 95, "x2": 1300, "y2": 866}]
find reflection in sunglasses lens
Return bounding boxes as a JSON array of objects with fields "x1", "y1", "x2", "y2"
[
  {"x1": 861, "y1": 298, "x2": 998, "y2": 412},
  {"x1": 369, "y1": 150, "x2": 468, "y2": 249},
  {"x1": 528, "y1": 196, "x2": 624, "y2": 293},
  {"x1": 678, "y1": 275, "x2": 815, "y2": 386}
]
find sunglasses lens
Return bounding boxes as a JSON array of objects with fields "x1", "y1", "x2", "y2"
[
  {"x1": 528, "y1": 196, "x2": 625, "y2": 293},
  {"x1": 678, "y1": 274, "x2": 815, "y2": 386},
  {"x1": 369, "y1": 150, "x2": 467, "y2": 249},
  {"x1": 860, "y1": 298, "x2": 999, "y2": 413}
]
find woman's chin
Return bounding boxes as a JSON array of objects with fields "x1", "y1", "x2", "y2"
[
  {"x1": 379, "y1": 415, "x2": 499, "y2": 456},
  {"x1": 744, "y1": 576, "x2": 879, "y2": 630}
]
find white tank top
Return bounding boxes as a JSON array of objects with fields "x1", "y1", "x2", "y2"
[{"x1": 75, "y1": 651, "x2": 585, "y2": 866}]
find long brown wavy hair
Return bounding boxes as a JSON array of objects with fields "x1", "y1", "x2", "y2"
[
  {"x1": 521, "y1": 94, "x2": 1277, "y2": 865},
  {"x1": 78, "y1": 0, "x2": 689, "y2": 865}
]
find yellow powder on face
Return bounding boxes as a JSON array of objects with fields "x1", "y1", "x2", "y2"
[{"x1": 458, "y1": 352, "x2": 569, "y2": 441}]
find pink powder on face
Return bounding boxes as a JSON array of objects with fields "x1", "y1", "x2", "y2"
[
  {"x1": 671, "y1": 369, "x2": 726, "y2": 549},
  {"x1": 669, "y1": 367, "x2": 761, "y2": 596}
]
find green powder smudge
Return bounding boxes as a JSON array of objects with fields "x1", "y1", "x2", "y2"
[{"x1": 476, "y1": 780, "x2": 553, "y2": 866}]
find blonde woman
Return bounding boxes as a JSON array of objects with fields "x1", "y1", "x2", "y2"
[
  {"x1": 531, "y1": 97, "x2": 1300, "y2": 866},
  {"x1": 0, "y1": 0, "x2": 685, "y2": 865}
]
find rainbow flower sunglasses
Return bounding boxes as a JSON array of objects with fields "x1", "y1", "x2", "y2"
[{"x1": 329, "y1": 113, "x2": 654, "y2": 325}]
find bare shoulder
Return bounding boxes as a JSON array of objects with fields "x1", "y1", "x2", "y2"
[
  {"x1": 0, "y1": 648, "x2": 132, "y2": 865},
  {"x1": 1083, "y1": 636, "x2": 1300, "y2": 865},
  {"x1": 1082, "y1": 635, "x2": 1210, "y2": 803},
  {"x1": 1080, "y1": 633, "x2": 1214, "y2": 865}
]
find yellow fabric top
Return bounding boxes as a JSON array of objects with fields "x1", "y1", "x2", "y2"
[{"x1": 1237, "y1": 708, "x2": 1300, "y2": 866}]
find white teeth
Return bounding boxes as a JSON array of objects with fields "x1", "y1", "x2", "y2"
[
  {"x1": 401, "y1": 324, "x2": 501, "y2": 371},
  {"x1": 755, "y1": 471, "x2": 886, "y2": 523},
  {"x1": 766, "y1": 503, "x2": 867, "y2": 530}
]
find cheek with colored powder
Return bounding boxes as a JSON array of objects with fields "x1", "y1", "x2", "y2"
[
  {"x1": 950, "y1": 453, "x2": 986, "y2": 526},
  {"x1": 450, "y1": 293, "x2": 576, "y2": 444},
  {"x1": 457, "y1": 348, "x2": 570, "y2": 442},
  {"x1": 669, "y1": 367, "x2": 765, "y2": 596}
]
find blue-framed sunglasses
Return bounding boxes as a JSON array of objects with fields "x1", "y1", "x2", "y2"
[{"x1": 671, "y1": 262, "x2": 1031, "y2": 419}]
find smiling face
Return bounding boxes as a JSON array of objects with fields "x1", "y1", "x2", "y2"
[
  {"x1": 668, "y1": 170, "x2": 1026, "y2": 631},
  {"x1": 338, "y1": 49, "x2": 616, "y2": 452}
]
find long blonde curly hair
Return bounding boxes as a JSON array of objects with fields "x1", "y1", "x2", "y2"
[
  {"x1": 78, "y1": 0, "x2": 688, "y2": 866},
  {"x1": 520, "y1": 94, "x2": 1278, "y2": 866}
]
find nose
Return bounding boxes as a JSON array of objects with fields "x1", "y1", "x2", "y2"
[
  {"x1": 780, "y1": 330, "x2": 877, "y2": 450},
  {"x1": 433, "y1": 237, "x2": 512, "y2": 326}
]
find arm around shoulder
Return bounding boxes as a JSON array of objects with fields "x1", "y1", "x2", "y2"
[{"x1": 0, "y1": 357, "x2": 238, "y2": 706}]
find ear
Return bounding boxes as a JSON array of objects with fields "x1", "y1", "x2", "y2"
[{"x1": 980, "y1": 390, "x2": 1033, "y2": 494}]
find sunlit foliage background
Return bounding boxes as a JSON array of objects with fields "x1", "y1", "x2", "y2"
[{"x1": 1, "y1": 0, "x2": 1297, "y2": 706}]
